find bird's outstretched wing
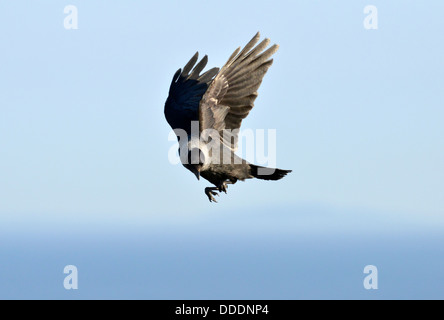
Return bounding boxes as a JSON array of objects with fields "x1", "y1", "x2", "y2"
[
  {"x1": 165, "y1": 53, "x2": 219, "y2": 136},
  {"x1": 199, "y1": 32, "x2": 279, "y2": 151}
]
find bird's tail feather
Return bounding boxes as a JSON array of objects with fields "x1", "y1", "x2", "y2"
[{"x1": 250, "y1": 165, "x2": 291, "y2": 181}]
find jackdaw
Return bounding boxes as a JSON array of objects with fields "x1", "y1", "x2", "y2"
[{"x1": 164, "y1": 32, "x2": 291, "y2": 202}]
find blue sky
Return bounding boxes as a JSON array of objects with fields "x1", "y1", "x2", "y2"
[{"x1": 0, "y1": 1, "x2": 443, "y2": 299}]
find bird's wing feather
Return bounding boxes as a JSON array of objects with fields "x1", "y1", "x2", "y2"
[
  {"x1": 164, "y1": 53, "x2": 219, "y2": 135},
  {"x1": 199, "y1": 32, "x2": 279, "y2": 151}
]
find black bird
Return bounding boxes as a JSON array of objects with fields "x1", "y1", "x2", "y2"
[{"x1": 164, "y1": 33, "x2": 291, "y2": 202}]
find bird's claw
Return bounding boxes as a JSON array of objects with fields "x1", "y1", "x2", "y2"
[
  {"x1": 205, "y1": 188, "x2": 219, "y2": 203},
  {"x1": 219, "y1": 183, "x2": 228, "y2": 194}
]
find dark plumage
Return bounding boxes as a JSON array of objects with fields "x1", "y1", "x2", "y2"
[
  {"x1": 164, "y1": 33, "x2": 291, "y2": 202},
  {"x1": 165, "y1": 53, "x2": 219, "y2": 136}
]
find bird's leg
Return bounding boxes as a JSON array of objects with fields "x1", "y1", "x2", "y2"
[
  {"x1": 205, "y1": 187, "x2": 219, "y2": 203},
  {"x1": 218, "y1": 180, "x2": 234, "y2": 194}
]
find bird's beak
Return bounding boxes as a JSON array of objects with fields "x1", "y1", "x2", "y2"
[{"x1": 193, "y1": 167, "x2": 200, "y2": 180}]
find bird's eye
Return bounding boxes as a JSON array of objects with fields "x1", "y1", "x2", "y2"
[
  {"x1": 199, "y1": 150, "x2": 205, "y2": 165},
  {"x1": 187, "y1": 152, "x2": 192, "y2": 164},
  {"x1": 188, "y1": 148, "x2": 204, "y2": 165}
]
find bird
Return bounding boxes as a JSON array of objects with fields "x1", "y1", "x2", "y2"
[{"x1": 164, "y1": 32, "x2": 291, "y2": 203}]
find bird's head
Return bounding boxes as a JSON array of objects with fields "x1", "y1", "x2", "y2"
[{"x1": 183, "y1": 148, "x2": 205, "y2": 180}]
